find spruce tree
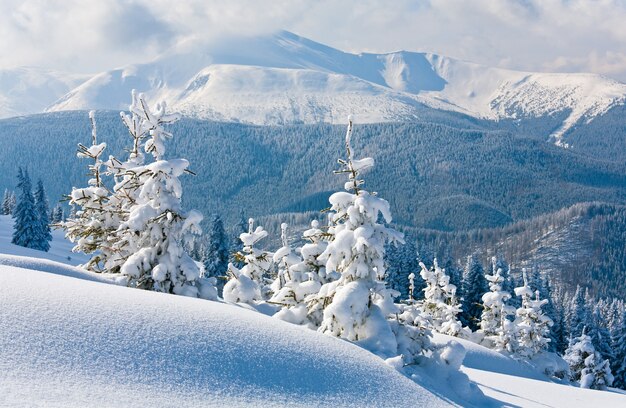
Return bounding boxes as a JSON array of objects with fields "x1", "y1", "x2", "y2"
[
  {"x1": 461, "y1": 254, "x2": 488, "y2": 331},
  {"x1": 300, "y1": 219, "x2": 336, "y2": 327},
  {"x1": 203, "y1": 214, "x2": 230, "y2": 292},
  {"x1": 314, "y1": 118, "x2": 402, "y2": 351},
  {"x1": 568, "y1": 285, "x2": 588, "y2": 339},
  {"x1": 417, "y1": 259, "x2": 464, "y2": 337},
  {"x1": 270, "y1": 223, "x2": 323, "y2": 325},
  {"x1": 587, "y1": 307, "x2": 614, "y2": 363},
  {"x1": 114, "y1": 92, "x2": 216, "y2": 299},
  {"x1": 479, "y1": 257, "x2": 514, "y2": 347},
  {"x1": 564, "y1": 330, "x2": 614, "y2": 390},
  {"x1": 33, "y1": 179, "x2": 52, "y2": 252},
  {"x1": 62, "y1": 111, "x2": 116, "y2": 272},
  {"x1": 513, "y1": 281, "x2": 553, "y2": 358},
  {"x1": 12, "y1": 168, "x2": 41, "y2": 250},
  {"x1": 223, "y1": 218, "x2": 271, "y2": 304},
  {"x1": 610, "y1": 306, "x2": 626, "y2": 389}
]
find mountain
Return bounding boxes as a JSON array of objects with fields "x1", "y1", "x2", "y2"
[
  {"x1": 42, "y1": 31, "x2": 626, "y2": 145},
  {"x1": 0, "y1": 67, "x2": 87, "y2": 119}
]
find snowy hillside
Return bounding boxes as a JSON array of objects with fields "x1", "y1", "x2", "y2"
[
  {"x1": 2, "y1": 254, "x2": 625, "y2": 406},
  {"x1": 1, "y1": 215, "x2": 625, "y2": 407},
  {"x1": 42, "y1": 31, "x2": 626, "y2": 140},
  {"x1": 0, "y1": 67, "x2": 87, "y2": 119},
  {"x1": 0, "y1": 215, "x2": 87, "y2": 267}
]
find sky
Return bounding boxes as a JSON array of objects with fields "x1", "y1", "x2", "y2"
[{"x1": 2, "y1": 0, "x2": 626, "y2": 82}]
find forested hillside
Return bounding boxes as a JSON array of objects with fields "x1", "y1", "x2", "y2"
[
  {"x1": 397, "y1": 203, "x2": 626, "y2": 300},
  {"x1": 1, "y1": 111, "x2": 625, "y2": 231}
]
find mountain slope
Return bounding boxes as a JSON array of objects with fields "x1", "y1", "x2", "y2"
[
  {"x1": 0, "y1": 67, "x2": 87, "y2": 119},
  {"x1": 1, "y1": 114, "x2": 626, "y2": 231},
  {"x1": 408, "y1": 202, "x2": 626, "y2": 300},
  {"x1": 43, "y1": 31, "x2": 626, "y2": 141}
]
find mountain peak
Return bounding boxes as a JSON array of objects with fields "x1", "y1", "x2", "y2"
[{"x1": 1, "y1": 30, "x2": 623, "y2": 143}]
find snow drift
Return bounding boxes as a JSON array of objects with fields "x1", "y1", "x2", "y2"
[{"x1": 0, "y1": 264, "x2": 449, "y2": 407}]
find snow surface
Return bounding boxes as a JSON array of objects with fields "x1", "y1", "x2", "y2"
[
  {"x1": 41, "y1": 31, "x2": 626, "y2": 141},
  {"x1": 432, "y1": 333, "x2": 626, "y2": 407},
  {"x1": 0, "y1": 264, "x2": 448, "y2": 407}
]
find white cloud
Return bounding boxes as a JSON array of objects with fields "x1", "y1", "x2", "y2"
[{"x1": 1, "y1": 0, "x2": 626, "y2": 81}]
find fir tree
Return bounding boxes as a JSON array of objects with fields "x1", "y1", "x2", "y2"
[
  {"x1": 417, "y1": 259, "x2": 464, "y2": 337},
  {"x1": 33, "y1": 179, "x2": 52, "y2": 252},
  {"x1": 513, "y1": 271, "x2": 553, "y2": 358},
  {"x1": 564, "y1": 330, "x2": 614, "y2": 390},
  {"x1": 114, "y1": 92, "x2": 216, "y2": 299},
  {"x1": 300, "y1": 219, "x2": 336, "y2": 327},
  {"x1": 61, "y1": 111, "x2": 116, "y2": 272},
  {"x1": 12, "y1": 168, "x2": 42, "y2": 250},
  {"x1": 479, "y1": 257, "x2": 514, "y2": 347},
  {"x1": 587, "y1": 307, "x2": 614, "y2": 363},
  {"x1": 270, "y1": 223, "x2": 322, "y2": 325},
  {"x1": 203, "y1": 214, "x2": 230, "y2": 293},
  {"x1": 314, "y1": 118, "x2": 402, "y2": 353},
  {"x1": 461, "y1": 254, "x2": 488, "y2": 331},
  {"x1": 610, "y1": 306, "x2": 626, "y2": 389},
  {"x1": 568, "y1": 285, "x2": 588, "y2": 339},
  {"x1": 223, "y1": 218, "x2": 271, "y2": 304}
]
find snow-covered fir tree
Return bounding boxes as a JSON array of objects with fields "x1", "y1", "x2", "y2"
[
  {"x1": 461, "y1": 254, "x2": 488, "y2": 331},
  {"x1": 62, "y1": 111, "x2": 116, "y2": 272},
  {"x1": 203, "y1": 214, "x2": 230, "y2": 290},
  {"x1": 33, "y1": 179, "x2": 52, "y2": 252},
  {"x1": 479, "y1": 257, "x2": 514, "y2": 347},
  {"x1": 112, "y1": 93, "x2": 215, "y2": 299},
  {"x1": 311, "y1": 118, "x2": 403, "y2": 353},
  {"x1": 301, "y1": 219, "x2": 339, "y2": 327},
  {"x1": 564, "y1": 330, "x2": 614, "y2": 390},
  {"x1": 491, "y1": 305, "x2": 519, "y2": 354},
  {"x1": 270, "y1": 223, "x2": 324, "y2": 325},
  {"x1": 513, "y1": 270, "x2": 553, "y2": 358},
  {"x1": 223, "y1": 218, "x2": 271, "y2": 304},
  {"x1": 270, "y1": 223, "x2": 301, "y2": 298},
  {"x1": 12, "y1": 168, "x2": 45, "y2": 250},
  {"x1": 417, "y1": 259, "x2": 464, "y2": 337}
]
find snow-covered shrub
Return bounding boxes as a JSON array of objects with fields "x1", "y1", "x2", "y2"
[
  {"x1": 564, "y1": 332, "x2": 614, "y2": 390},
  {"x1": 223, "y1": 218, "x2": 271, "y2": 304}
]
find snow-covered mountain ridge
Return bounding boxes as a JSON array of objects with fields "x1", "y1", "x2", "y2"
[{"x1": 3, "y1": 31, "x2": 626, "y2": 141}]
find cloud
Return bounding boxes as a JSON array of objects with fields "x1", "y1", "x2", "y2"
[{"x1": 1, "y1": 0, "x2": 626, "y2": 81}]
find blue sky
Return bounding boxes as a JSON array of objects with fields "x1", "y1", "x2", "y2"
[{"x1": 2, "y1": 0, "x2": 626, "y2": 81}]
